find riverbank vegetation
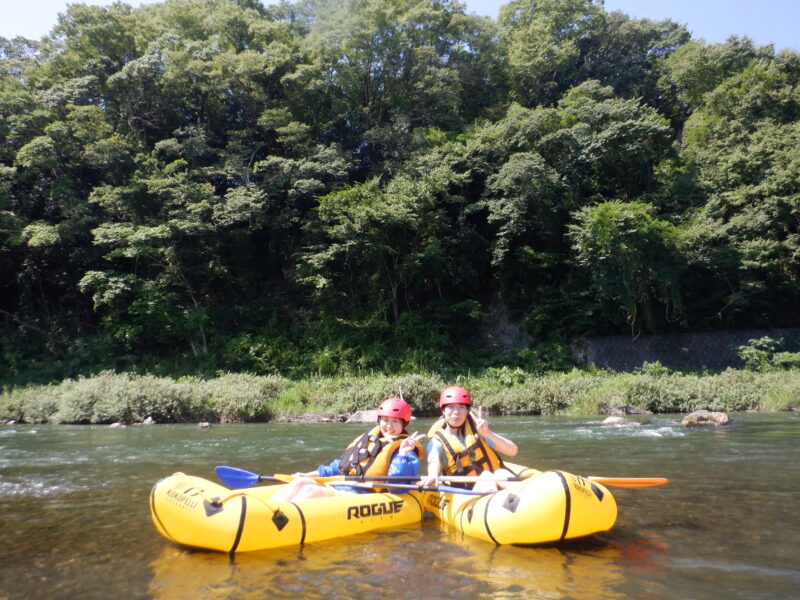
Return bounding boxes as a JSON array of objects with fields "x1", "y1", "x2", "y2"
[
  {"x1": 2, "y1": 0, "x2": 799, "y2": 388},
  {"x1": 2, "y1": 364, "x2": 798, "y2": 424}
]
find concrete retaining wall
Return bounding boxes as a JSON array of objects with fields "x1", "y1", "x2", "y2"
[{"x1": 580, "y1": 328, "x2": 800, "y2": 371}]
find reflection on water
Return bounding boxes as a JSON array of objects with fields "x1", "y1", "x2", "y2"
[
  {"x1": 1, "y1": 413, "x2": 798, "y2": 599},
  {"x1": 149, "y1": 523, "x2": 632, "y2": 600}
]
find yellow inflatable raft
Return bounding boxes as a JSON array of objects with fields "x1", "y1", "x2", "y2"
[
  {"x1": 150, "y1": 465, "x2": 616, "y2": 552},
  {"x1": 421, "y1": 465, "x2": 617, "y2": 545},
  {"x1": 150, "y1": 472, "x2": 424, "y2": 553}
]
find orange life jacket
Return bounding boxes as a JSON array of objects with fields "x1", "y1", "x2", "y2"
[
  {"x1": 426, "y1": 414, "x2": 504, "y2": 476},
  {"x1": 338, "y1": 425, "x2": 424, "y2": 477}
]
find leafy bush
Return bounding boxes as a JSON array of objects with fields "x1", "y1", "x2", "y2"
[
  {"x1": 202, "y1": 373, "x2": 290, "y2": 423},
  {"x1": 224, "y1": 334, "x2": 304, "y2": 376},
  {"x1": 735, "y1": 336, "x2": 800, "y2": 372},
  {"x1": 388, "y1": 373, "x2": 443, "y2": 417},
  {"x1": 2, "y1": 367, "x2": 798, "y2": 424},
  {"x1": 635, "y1": 361, "x2": 672, "y2": 377},
  {"x1": 513, "y1": 341, "x2": 576, "y2": 374},
  {"x1": 772, "y1": 352, "x2": 800, "y2": 370},
  {"x1": 737, "y1": 336, "x2": 778, "y2": 371}
]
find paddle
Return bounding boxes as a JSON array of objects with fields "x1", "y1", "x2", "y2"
[
  {"x1": 327, "y1": 481, "x2": 490, "y2": 496},
  {"x1": 215, "y1": 466, "x2": 285, "y2": 488},
  {"x1": 279, "y1": 473, "x2": 667, "y2": 488},
  {"x1": 436, "y1": 475, "x2": 668, "y2": 488},
  {"x1": 216, "y1": 466, "x2": 438, "y2": 488},
  {"x1": 217, "y1": 465, "x2": 668, "y2": 490},
  {"x1": 215, "y1": 466, "x2": 486, "y2": 495},
  {"x1": 502, "y1": 462, "x2": 669, "y2": 488},
  {"x1": 585, "y1": 476, "x2": 668, "y2": 488},
  {"x1": 270, "y1": 472, "x2": 485, "y2": 494}
]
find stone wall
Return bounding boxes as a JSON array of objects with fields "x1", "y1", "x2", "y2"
[{"x1": 581, "y1": 328, "x2": 800, "y2": 372}]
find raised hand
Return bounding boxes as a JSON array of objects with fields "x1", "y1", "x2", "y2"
[
  {"x1": 474, "y1": 405, "x2": 490, "y2": 436},
  {"x1": 399, "y1": 431, "x2": 426, "y2": 456}
]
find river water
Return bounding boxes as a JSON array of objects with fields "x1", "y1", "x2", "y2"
[{"x1": 1, "y1": 412, "x2": 798, "y2": 600}]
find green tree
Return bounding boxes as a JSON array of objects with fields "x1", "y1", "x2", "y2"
[
  {"x1": 678, "y1": 54, "x2": 800, "y2": 327},
  {"x1": 499, "y1": 1, "x2": 690, "y2": 110},
  {"x1": 301, "y1": 174, "x2": 448, "y2": 322},
  {"x1": 287, "y1": 0, "x2": 501, "y2": 175},
  {"x1": 499, "y1": 0, "x2": 605, "y2": 106},
  {"x1": 658, "y1": 36, "x2": 772, "y2": 124},
  {"x1": 579, "y1": 11, "x2": 689, "y2": 110},
  {"x1": 569, "y1": 200, "x2": 685, "y2": 333},
  {"x1": 1, "y1": 0, "x2": 799, "y2": 383}
]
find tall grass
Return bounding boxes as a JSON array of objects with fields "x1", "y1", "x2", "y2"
[{"x1": 1, "y1": 367, "x2": 797, "y2": 424}]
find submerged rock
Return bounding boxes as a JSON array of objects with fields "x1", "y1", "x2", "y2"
[
  {"x1": 600, "y1": 416, "x2": 641, "y2": 427},
  {"x1": 277, "y1": 413, "x2": 348, "y2": 423},
  {"x1": 607, "y1": 406, "x2": 653, "y2": 416},
  {"x1": 681, "y1": 410, "x2": 731, "y2": 426}
]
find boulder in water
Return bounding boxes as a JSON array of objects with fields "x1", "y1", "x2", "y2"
[
  {"x1": 607, "y1": 406, "x2": 653, "y2": 416},
  {"x1": 681, "y1": 410, "x2": 731, "y2": 426},
  {"x1": 346, "y1": 409, "x2": 378, "y2": 423},
  {"x1": 600, "y1": 416, "x2": 641, "y2": 427}
]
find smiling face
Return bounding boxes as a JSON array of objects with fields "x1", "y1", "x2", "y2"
[
  {"x1": 442, "y1": 403, "x2": 469, "y2": 430},
  {"x1": 378, "y1": 416, "x2": 406, "y2": 438}
]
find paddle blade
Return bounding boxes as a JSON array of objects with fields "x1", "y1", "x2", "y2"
[
  {"x1": 587, "y1": 476, "x2": 669, "y2": 488},
  {"x1": 215, "y1": 466, "x2": 261, "y2": 489}
]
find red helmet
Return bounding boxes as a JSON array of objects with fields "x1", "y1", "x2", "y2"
[
  {"x1": 439, "y1": 385, "x2": 472, "y2": 409},
  {"x1": 376, "y1": 397, "x2": 412, "y2": 424}
]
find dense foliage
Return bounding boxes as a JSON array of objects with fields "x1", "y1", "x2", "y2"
[
  {"x1": 2, "y1": 365, "x2": 797, "y2": 424},
  {"x1": 2, "y1": 0, "x2": 799, "y2": 384}
]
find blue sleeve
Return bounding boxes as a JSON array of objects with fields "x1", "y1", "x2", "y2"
[
  {"x1": 316, "y1": 458, "x2": 342, "y2": 477},
  {"x1": 324, "y1": 452, "x2": 419, "y2": 495},
  {"x1": 427, "y1": 439, "x2": 446, "y2": 465},
  {"x1": 387, "y1": 449, "x2": 420, "y2": 478},
  {"x1": 379, "y1": 449, "x2": 419, "y2": 494}
]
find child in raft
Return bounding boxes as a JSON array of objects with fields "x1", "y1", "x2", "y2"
[
  {"x1": 420, "y1": 385, "x2": 518, "y2": 493},
  {"x1": 271, "y1": 397, "x2": 425, "y2": 502}
]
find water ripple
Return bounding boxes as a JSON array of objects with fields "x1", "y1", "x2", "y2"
[
  {"x1": 671, "y1": 557, "x2": 800, "y2": 580},
  {"x1": 0, "y1": 477, "x2": 82, "y2": 497},
  {"x1": 0, "y1": 428, "x2": 39, "y2": 437}
]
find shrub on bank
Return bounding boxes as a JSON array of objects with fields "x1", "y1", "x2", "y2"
[
  {"x1": 0, "y1": 368, "x2": 797, "y2": 424},
  {"x1": 55, "y1": 372, "x2": 202, "y2": 424},
  {"x1": 761, "y1": 378, "x2": 800, "y2": 411},
  {"x1": 272, "y1": 373, "x2": 444, "y2": 417},
  {"x1": 198, "y1": 373, "x2": 290, "y2": 422}
]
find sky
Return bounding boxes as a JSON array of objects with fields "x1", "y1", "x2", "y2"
[{"x1": 1, "y1": 0, "x2": 798, "y2": 52}]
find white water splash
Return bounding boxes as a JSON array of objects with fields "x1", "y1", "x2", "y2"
[{"x1": 0, "y1": 477, "x2": 81, "y2": 498}]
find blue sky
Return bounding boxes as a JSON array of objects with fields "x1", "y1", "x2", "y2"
[{"x1": 2, "y1": 0, "x2": 798, "y2": 52}]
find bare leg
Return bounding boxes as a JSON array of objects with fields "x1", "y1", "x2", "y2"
[
  {"x1": 271, "y1": 477, "x2": 323, "y2": 502},
  {"x1": 292, "y1": 483, "x2": 331, "y2": 500},
  {"x1": 472, "y1": 469, "x2": 514, "y2": 493}
]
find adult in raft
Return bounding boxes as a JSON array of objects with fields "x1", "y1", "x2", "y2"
[
  {"x1": 271, "y1": 397, "x2": 425, "y2": 502},
  {"x1": 420, "y1": 385, "x2": 518, "y2": 493}
]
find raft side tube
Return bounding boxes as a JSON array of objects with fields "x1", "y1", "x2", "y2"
[
  {"x1": 150, "y1": 473, "x2": 425, "y2": 553},
  {"x1": 421, "y1": 469, "x2": 617, "y2": 545}
]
